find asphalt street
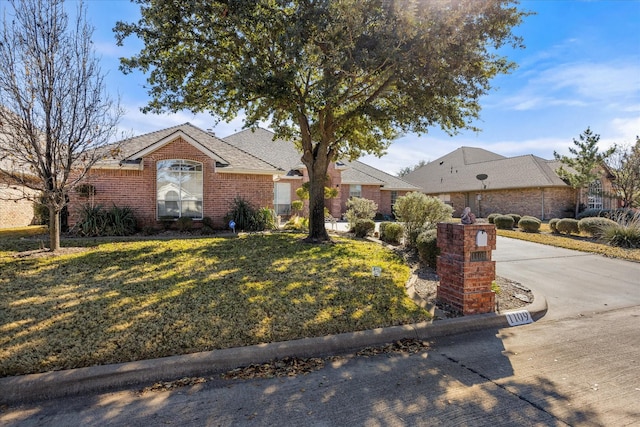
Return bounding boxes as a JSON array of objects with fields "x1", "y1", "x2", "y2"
[{"x1": 1, "y1": 236, "x2": 639, "y2": 426}]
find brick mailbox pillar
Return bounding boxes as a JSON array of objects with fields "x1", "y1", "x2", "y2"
[{"x1": 436, "y1": 223, "x2": 497, "y2": 315}]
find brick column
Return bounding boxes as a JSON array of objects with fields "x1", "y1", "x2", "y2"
[{"x1": 436, "y1": 223, "x2": 496, "y2": 315}]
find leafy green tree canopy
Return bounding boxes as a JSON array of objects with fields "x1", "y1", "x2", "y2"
[{"x1": 115, "y1": 0, "x2": 529, "y2": 241}]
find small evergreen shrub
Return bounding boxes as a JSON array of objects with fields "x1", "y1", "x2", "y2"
[
  {"x1": 345, "y1": 197, "x2": 377, "y2": 230},
  {"x1": 487, "y1": 213, "x2": 501, "y2": 224},
  {"x1": 381, "y1": 222, "x2": 403, "y2": 244},
  {"x1": 549, "y1": 218, "x2": 561, "y2": 233},
  {"x1": 494, "y1": 215, "x2": 515, "y2": 230},
  {"x1": 354, "y1": 219, "x2": 375, "y2": 238},
  {"x1": 556, "y1": 218, "x2": 580, "y2": 235},
  {"x1": 176, "y1": 216, "x2": 194, "y2": 232},
  {"x1": 578, "y1": 217, "x2": 618, "y2": 237},
  {"x1": 200, "y1": 225, "x2": 215, "y2": 235},
  {"x1": 518, "y1": 216, "x2": 541, "y2": 233},
  {"x1": 378, "y1": 222, "x2": 390, "y2": 239},
  {"x1": 202, "y1": 216, "x2": 215, "y2": 228},
  {"x1": 253, "y1": 207, "x2": 277, "y2": 231},
  {"x1": 507, "y1": 214, "x2": 522, "y2": 225},
  {"x1": 393, "y1": 192, "x2": 453, "y2": 247},
  {"x1": 416, "y1": 229, "x2": 439, "y2": 267}
]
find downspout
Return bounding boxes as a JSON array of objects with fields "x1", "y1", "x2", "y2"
[{"x1": 541, "y1": 188, "x2": 545, "y2": 220}]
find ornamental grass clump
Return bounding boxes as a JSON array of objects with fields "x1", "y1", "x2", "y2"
[
  {"x1": 494, "y1": 215, "x2": 514, "y2": 230},
  {"x1": 599, "y1": 215, "x2": 640, "y2": 248},
  {"x1": 518, "y1": 216, "x2": 541, "y2": 233}
]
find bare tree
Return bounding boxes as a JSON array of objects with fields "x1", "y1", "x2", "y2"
[
  {"x1": 0, "y1": 0, "x2": 123, "y2": 251},
  {"x1": 606, "y1": 137, "x2": 640, "y2": 208}
]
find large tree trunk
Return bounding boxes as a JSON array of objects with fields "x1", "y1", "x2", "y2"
[
  {"x1": 49, "y1": 208, "x2": 61, "y2": 252},
  {"x1": 304, "y1": 150, "x2": 331, "y2": 243}
]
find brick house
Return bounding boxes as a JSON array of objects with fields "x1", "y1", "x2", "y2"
[
  {"x1": 0, "y1": 119, "x2": 38, "y2": 229},
  {"x1": 65, "y1": 123, "x2": 418, "y2": 230},
  {"x1": 403, "y1": 146, "x2": 618, "y2": 220}
]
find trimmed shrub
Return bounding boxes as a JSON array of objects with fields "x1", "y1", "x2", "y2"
[
  {"x1": 487, "y1": 213, "x2": 501, "y2": 224},
  {"x1": 176, "y1": 216, "x2": 194, "y2": 232},
  {"x1": 507, "y1": 213, "x2": 522, "y2": 225},
  {"x1": 380, "y1": 222, "x2": 403, "y2": 244},
  {"x1": 354, "y1": 219, "x2": 375, "y2": 238},
  {"x1": 556, "y1": 218, "x2": 579, "y2": 235},
  {"x1": 549, "y1": 218, "x2": 561, "y2": 233},
  {"x1": 577, "y1": 208, "x2": 610, "y2": 219},
  {"x1": 494, "y1": 215, "x2": 515, "y2": 230},
  {"x1": 518, "y1": 216, "x2": 541, "y2": 233},
  {"x1": 379, "y1": 222, "x2": 390, "y2": 239},
  {"x1": 416, "y1": 229, "x2": 439, "y2": 267},
  {"x1": 578, "y1": 217, "x2": 618, "y2": 237}
]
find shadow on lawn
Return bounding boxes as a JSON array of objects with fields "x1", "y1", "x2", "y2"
[{"x1": 0, "y1": 233, "x2": 428, "y2": 377}]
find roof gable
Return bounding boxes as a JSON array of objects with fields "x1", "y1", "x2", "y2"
[
  {"x1": 129, "y1": 129, "x2": 227, "y2": 164},
  {"x1": 95, "y1": 123, "x2": 281, "y2": 174}
]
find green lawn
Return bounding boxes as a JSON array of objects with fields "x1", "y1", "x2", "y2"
[{"x1": 0, "y1": 232, "x2": 429, "y2": 377}]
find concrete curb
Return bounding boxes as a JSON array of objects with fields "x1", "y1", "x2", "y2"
[{"x1": 0, "y1": 289, "x2": 547, "y2": 406}]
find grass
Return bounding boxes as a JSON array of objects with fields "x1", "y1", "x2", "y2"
[{"x1": 0, "y1": 232, "x2": 429, "y2": 377}]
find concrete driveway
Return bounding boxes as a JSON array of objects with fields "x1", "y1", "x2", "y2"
[{"x1": 494, "y1": 236, "x2": 640, "y2": 320}]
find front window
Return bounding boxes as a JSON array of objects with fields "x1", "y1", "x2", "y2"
[
  {"x1": 157, "y1": 159, "x2": 203, "y2": 219},
  {"x1": 274, "y1": 182, "x2": 291, "y2": 216},
  {"x1": 349, "y1": 184, "x2": 362, "y2": 198},
  {"x1": 588, "y1": 179, "x2": 603, "y2": 209}
]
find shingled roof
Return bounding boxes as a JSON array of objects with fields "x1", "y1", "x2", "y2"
[
  {"x1": 225, "y1": 128, "x2": 419, "y2": 190},
  {"x1": 404, "y1": 146, "x2": 569, "y2": 193},
  {"x1": 96, "y1": 123, "x2": 282, "y2": 174}
]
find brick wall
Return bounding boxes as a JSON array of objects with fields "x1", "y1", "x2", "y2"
[
  {"x1": 436, "y1": 223, "x2": 496, "y2": 315},
  {"x1": 68, "y1": 137, "x2": 275, "y2": 230},
  {"x1": 0, "y1": 184, "x2": 37, "y2": 228},
  {"x1": 440, "y1": 187, "x2": 576, "y2": 220}
]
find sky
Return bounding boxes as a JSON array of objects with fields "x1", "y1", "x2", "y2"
[{"x1": 5, "y1": 0, "x2": 640, "y2": 176}]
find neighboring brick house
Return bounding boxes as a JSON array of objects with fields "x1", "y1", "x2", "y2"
[
  {"x1": 0, "y1": 120, "x2": 38, "y2": 229},
  {"x1": 403, "y1": 146, "x2": 619, "y2": 220},
  {"x1": 66, "y1": 123, "x2": 419, "y2": 230}
]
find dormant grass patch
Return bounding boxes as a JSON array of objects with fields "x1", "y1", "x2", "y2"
[{"x1": 0, "y1": 233, "x2": 429, "y2": 377}]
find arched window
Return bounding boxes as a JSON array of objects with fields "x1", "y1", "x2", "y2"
[
  {"x1": 588, "y1": 179, "x2": 603, "y2": 209},
  {"x1": 157, "y1": 160, "x2": 203, "y2": 219}
]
